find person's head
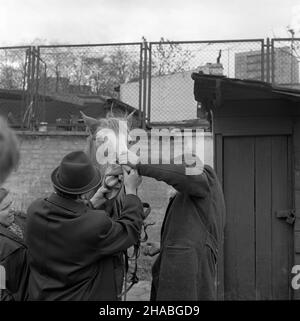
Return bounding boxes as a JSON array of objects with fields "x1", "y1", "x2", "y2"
[
  {"x1": 51, "y1": 151, "x2": 102, "y2": 199},
  {"x1": 0, "y1": 187, "x2": 15, "y2": 227},
  {"x1": 0, "y1": 117, "x2": 19, "y2": 185}
]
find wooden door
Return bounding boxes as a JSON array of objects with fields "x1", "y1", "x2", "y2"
[{"x1": 223, "y1": 135, "x2": 293, "y2": 300}]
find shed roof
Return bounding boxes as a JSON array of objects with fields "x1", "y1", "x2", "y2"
[{"x1": 192, "y1": 73, "x2": 300, "y2": 104}]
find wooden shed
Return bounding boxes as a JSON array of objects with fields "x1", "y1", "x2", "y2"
[{"x1": 192, "y1": 73, "x2": 300, "y2": 300}]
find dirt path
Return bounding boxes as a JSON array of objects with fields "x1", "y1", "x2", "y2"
[{"x1": 125, "y1": 281, "x2": 151, "y2": 301}]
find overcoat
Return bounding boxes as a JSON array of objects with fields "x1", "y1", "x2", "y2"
[
  {"x1": 136, "y1": 163, "x2": 226, "y2": 300},
  {"x1": 0, "y1": 223, "x2": 29, "y2": 301},
  {"x1": 26, "y1": 193, "x2": 143, "y2": 301}
]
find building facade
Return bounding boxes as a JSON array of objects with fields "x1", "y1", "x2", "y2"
[
  {"x1": 235, "y1": 46, "x2": 299, "y2": 86},
  {"x1": 120, "y1": 63, "x2": 223, "y2": 123}
]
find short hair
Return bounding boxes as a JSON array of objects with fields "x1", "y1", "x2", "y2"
[{"x1": 0, "y1": 117, "x2": 20, "y2": 184}]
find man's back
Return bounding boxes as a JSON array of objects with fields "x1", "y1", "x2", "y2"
[{"x1": 26, "y1": 193, "x2": 143, "y2": 301}]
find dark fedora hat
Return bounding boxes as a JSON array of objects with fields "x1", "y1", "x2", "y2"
[{"x1": 51, "y1": 151, "x2": 101, "y2": 195}]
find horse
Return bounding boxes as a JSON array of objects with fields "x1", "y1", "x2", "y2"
[{"x1": 81, "y1": 110, "x2": 151, "y2": 299}]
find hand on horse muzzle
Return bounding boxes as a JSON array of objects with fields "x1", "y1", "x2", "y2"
[{"x1": 103, "y1": 174, "x2": 123, "y2": 200}]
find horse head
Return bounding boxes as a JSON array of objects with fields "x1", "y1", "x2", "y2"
[{"x1": 81, "y1": 110, "x2": 135, "y2": 202}]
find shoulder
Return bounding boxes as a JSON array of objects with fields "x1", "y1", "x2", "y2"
[
  {"x1": 0, "y1": 231, "x2": 24, "y2": 260},
  {"x1": 84, "y1": 208, "x2": 113, "y2": 232},
  {"x1": 203, "y1": 165, "x2": 218, "y2": 180},
  {"x1": 27, "y1": 198, "x2": 45, "y2": 212}
]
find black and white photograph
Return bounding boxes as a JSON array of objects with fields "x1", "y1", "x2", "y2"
[{"x1": 1, "y1": 0, "x2": 300, "y2": 315}]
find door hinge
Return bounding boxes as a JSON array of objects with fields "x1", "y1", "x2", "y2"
[{"x1": 276, "y1": 209, "x2": 295, "y2": 224}]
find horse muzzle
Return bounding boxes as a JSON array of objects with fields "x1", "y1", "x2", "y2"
[{"x1": 102, "y1": 165, "x2": 124, "y2": 200}]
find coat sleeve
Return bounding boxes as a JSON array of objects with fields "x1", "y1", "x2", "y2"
[
  {"x1": 94, "y1": 194, "x2": 144, "y2": 257},
  {"x1": 136, "y1": 161, "x2": 210, "y2": 198}
]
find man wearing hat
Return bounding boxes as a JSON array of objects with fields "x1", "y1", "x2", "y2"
[{"x1": 26, "y1": 150, "x2": 143, "y2": 301}]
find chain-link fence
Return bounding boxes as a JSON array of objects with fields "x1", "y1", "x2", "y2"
[
  {"x1": 37, "y1": 43, "x2": 143, "y2": 109},
  {"x1": 0, "y1": 46, "x2": 32, "y2": 127},
  {"x1": 271, "y1": 38, "x2": 300, "y2": 89},
  {"x1": 143, "y1": 40, "x2": 264, "y2": 124},
  {"x1": 0, "y1": 46, "x2": 30, "y2": 91},
  {"x1": 2, "y1": 39, "x2": 300, "y2": 129}
]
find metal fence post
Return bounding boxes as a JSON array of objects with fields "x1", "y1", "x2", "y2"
[
  {"x1": 30, "y1": 48, "x2": 36, "y2": 129},
  {"x1": 266, "y1": 38, "x2": 270, "y2": 83},
  {"x1": 20, "y1": 49, "x2": 29, "y2": 129},
  {"x1": 271, "y1": 39, "x2": 275, "y2": 84},
  {"x1": 142, "y1": 40, "x2": 148, "y2": 129},
  {"x1": 261, "y1": 40, "x2": 265, "y2": 82},
  {"x1": 34, "y1": 47, "x2": 40, "y2": 122},
  {"x1": 138, "y1": 43, "x2": 143, "y2": 128},
  {"x1": 147, "y1": 43, "x2": 152, "y2": 127}
]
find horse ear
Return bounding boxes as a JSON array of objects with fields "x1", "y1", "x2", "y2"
[
  {"x1": 80, "y1": 111, "x2": 100, "y2": 135},
  {"x1": 126, "y1": 110, "x2": 136, "y2": 128}
]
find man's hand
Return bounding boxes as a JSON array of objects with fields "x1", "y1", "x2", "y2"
[
  {"x1": 119, "y1": 151, "x2": 140, "y2": 169},
  {"x1": 90, "y1": 185, "x2": 109, "y2": 208},
  {"x1": 123, "y1": 167, "x2": 142, "y2": 195},
  {"x1": 143, "y1": 242, "x2": 160, "y2": 257}
]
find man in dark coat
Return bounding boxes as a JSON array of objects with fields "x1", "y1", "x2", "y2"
[
  {"x1": 0, "y1": 220, "x2": 29, "y2": 301},
  {"x1": 0, "y1": 189, "x2": 29, "y2": 301},
  {"x1": 120, "y1": 150, "x2": 226, "y2": 301},
  {"x1": 0, "y1": 118, "x2": 27, "y2": 301},
  {"x1": 26, "y1": 151, "x2": 144, "y2": 301}
]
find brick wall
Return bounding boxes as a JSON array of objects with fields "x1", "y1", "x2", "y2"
[
  {"x1": 3, "y1": 131, "x2": 213, "y2": 214},
  {"x1": 4, "y1": 132, "x2": 88, "y2": 211}
]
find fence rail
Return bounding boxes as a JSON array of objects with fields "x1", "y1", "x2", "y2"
[{"x1": 0, "y1": 38, "x2": 299, "y2": 129}]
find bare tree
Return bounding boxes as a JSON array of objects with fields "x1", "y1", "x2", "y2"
[
  {"x1": 0, "y1": 49, "x2": 26, "y2": 90},
  {"x1": 152, "y1": 37, "x2": 194, "y2": 76},
  {"x1": 83, "y1": 47, "x2": 140, "y2": 96}
]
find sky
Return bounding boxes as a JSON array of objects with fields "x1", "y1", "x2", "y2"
[{"x1": 0, "y1": 0, "x2": 300, "y2": 46}]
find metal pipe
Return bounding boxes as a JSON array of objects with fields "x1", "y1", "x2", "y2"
[
  {"x1": 142, "y1": 41, "x2": 147, "y2": 129},
  {"x1": 21, "y1": 49, "x2": 29, "y2": 129},
  {"x1": 35, "y1": 48, "x2": 41, "y2": 121},
  {"x1": 271, "y1": 37, "x2": 300, "y2": 41},
  {"x1": 266, "y1": 38, "x2": 270, "y2": 83},
  {"x1": 261, "y1": 40, "x2": 265, "y2": 82},
  {"x1": 30, "y1": 48, "x2": 36, "y2": 128},
  {"x1": 271, "y1": 39, "x2": 275, "y2": 84},
  {"x1": 149, "y1": 38, "x2": 265, "y2": 45},
  {"x1": 138, "y1": 43, "x2": 143, "y2": 128},
  {"x1": 147, "y1": 44, "x2": 152, "y2": 126},
  {"x1": 0, "y1": 46, "x2": 32, "y2": 50},
  {"x1": 37, "y1": 42, "x2": 142, "y2": 48}
]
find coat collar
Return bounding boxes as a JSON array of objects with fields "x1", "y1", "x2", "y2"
[
  {"x1": 46, "y1": 193, "x2": 87, "y2": 214},
  {"x1": 0, "y1": 223, "x2": 26, "y2": 247}
]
